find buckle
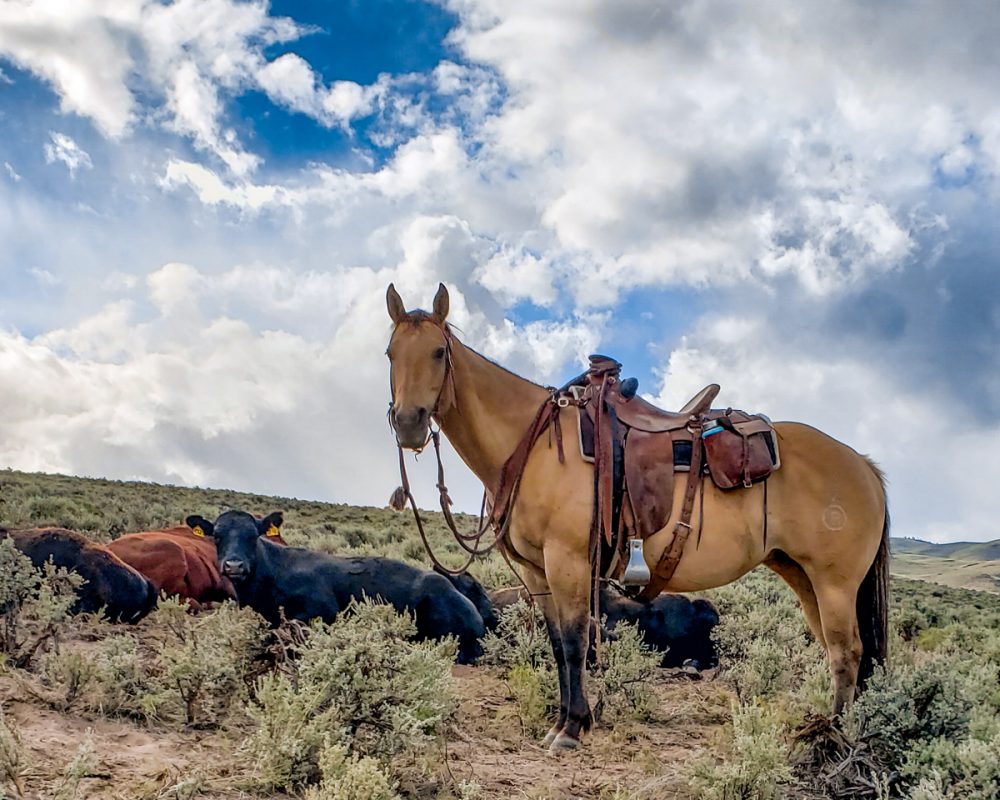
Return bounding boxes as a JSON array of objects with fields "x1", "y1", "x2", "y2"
[{"x1": 556, "y1": 396, "x2": 570, "y2": 408}]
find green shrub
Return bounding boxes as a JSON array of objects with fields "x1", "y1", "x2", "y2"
[
  {"x1": 853, "y1": 658, "x2": 974, "y2": 774},
  {"x1": 594, "y1": 620, "x2": 660, "y2": 722},
  {"x1": 480, "y1": 599, "x2": 552, "y2": 671},
  {"x1": 709, "y1": 570, "x2": 821, "y2": 702},
  {"x1": 0, "y1": 541, "x2": 83, "y2": 668},
  {"x1": 241, "y1": 601, "x2": 457, "y2": 793},
  {"x1": 689, "y1": 702, "x2": 794, "y2": 800},
  {"x1": 141, "y1": 598, "x2": 268, "y2": 726},
  {"x1": 0, "y1": 705, "x2": 26, "y2": 799},
  {"x1": 303, "y1": 742, "x2": 400, "y2": 800},
  {"x1": 54, "y1": 731, "x2": 97, "y2": 800}
]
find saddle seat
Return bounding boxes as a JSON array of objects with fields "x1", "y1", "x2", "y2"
[{"x1": 610, "y1": 383, "x2": 720, "y2": 433}]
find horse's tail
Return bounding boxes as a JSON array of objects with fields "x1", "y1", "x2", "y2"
[{"x1": 857, "y1": 457, "x2": 890, "y2": 688}]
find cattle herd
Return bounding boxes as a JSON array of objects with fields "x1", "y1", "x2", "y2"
[{"x1": 0, "y1": 509, "x2": 720, "y2": 670}]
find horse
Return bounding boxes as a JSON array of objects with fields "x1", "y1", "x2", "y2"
[{"x1": 385, "y1": 282, "x2": 889, "y2": 752}]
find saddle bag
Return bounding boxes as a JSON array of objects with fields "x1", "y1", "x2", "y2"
[{"x1": 701, "y1": 411, "x2": 778, "y2": 490}]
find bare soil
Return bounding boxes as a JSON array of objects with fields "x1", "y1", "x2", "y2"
[{"x1": 1, "y1": 661, "x2": 732, "y2": 800}]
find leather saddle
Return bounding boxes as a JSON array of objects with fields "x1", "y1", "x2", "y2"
[{"x1": 561, "y1": 355, "x2": 779, "y2": 600}]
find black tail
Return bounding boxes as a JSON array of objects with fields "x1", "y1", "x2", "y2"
[{"x1": 857, "y1": 459, "x2": 890, "y2": 688}]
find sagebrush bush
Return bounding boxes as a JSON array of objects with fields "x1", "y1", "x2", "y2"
[
  {"x1": 40, "y1": 600, "x2": 268, "y2": 726},
  {"x1": 141, "y1": 598, "x2": 268, "y2": 726},
  {"x1": 689, "y1": 701, "x2": 794, "y2": 800},
  {"x1": 0, "y1": 540, "x2": 83, "y2": 669},
  {"x1": 709, "y1": 571, "x2": 821, "y2": 703},
  {"x1": 480, "y1": 599, "x2": 552, "y2": 670},
  {"x1": 594, "y1": 620, "x2": 660, "y2": 722},
  {"x1": 0, "y1": 705, "x2": 26, "y2": 799},
  {"x1": 241, "y1": 600, "x2": 457, "y2": 793},
  {"x1": 303, "y1": 742, "x2": 400, "y2": 800}
]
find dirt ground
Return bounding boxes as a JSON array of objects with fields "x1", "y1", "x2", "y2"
[{"x1": 1, "y1": 662, "x2": 732, "y2": 800}]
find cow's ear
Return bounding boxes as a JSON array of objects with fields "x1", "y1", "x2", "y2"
[
  {"x1": 257, "y1": 511, "x2": 284, "y2": 538},
  {"x1": 387, "y1": 283, "x2": 407, "y2": 324},
  {"x1": 185, "y1": 515, "x2": 214, "y2": 538},
  {"x1": 431, "y1": 282, "x2": 449, "y2": 324}
]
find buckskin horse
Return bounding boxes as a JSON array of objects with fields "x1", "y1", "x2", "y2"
[{"x1": 385, "y1": 283, "x2": 889, "y2": 752}]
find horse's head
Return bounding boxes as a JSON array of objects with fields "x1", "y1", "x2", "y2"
[{"x1": 385, "y1": 282, "x2": 454, "y2": 450}]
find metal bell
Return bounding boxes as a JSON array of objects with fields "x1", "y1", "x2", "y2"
[{"x1": 621, "y1": 538, "x2": 651, "y2": 586}]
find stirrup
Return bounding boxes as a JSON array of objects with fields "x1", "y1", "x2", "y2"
[{"x1": 620, "y1": 539, "x2": 651, "y2": 586}]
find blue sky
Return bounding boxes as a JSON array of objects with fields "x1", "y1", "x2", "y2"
[{"x1": 2, "y1": 0, "x2": 1000, "y2": 542}]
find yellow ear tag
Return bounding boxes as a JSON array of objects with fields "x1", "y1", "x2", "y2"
[
  {"x1": 192, "y1": 525, "x2": 205, "y2": 538},
  {"x1": 266, "y1": 525, "x2": 280, "y2": 538}
]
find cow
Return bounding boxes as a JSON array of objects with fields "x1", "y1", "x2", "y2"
[
  {"x1": 2, "y1": 527, "x2": 158, "y2": 623},
  {"x1": 434, "y1": 566, "x2": 500, "y2": 632},
  {"x1": 107, "y1": 525, "x2": 236, "y2": 610},
  {"x1": 187, "y1": 510, "x2": 486, "y2": 664},
  {"x1": 488, "y1": 584, "x2": 719, "y2": 669}
]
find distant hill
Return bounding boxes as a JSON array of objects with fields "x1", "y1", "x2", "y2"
[
  {"x1": 891, "y1": 537, "x2": 1000, "y2": 594},
  {"x1": 892, "y1": 537, "x2": 1000, "y2": 561}
]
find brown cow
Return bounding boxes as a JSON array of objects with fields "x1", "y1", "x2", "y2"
[
  {"x1": 3, "y1": 527, "x2": 157, "y2": 622},
  {"x1": 108, "y1": 515, "x2": 287, "y2": 610}
]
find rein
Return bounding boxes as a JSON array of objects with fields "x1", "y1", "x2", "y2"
[{"x1": 389, "y1": 320, "x2": 564, "y2": 583}]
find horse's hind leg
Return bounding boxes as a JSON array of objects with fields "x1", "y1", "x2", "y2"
[
  {"x1": 813, "y1": 578, "x2": 863, "y2": 716},
  {"x1": 764, "y1": 551, "x2": 826, "y2": 649}
]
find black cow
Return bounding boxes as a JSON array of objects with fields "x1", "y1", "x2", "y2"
[
  {"x1": 188, "y1": 510, "x2": 486, "y2": 664},
  {"x1": 488, "y1": 584, "x2": 719, "y2": 669},
  {"x1": 3, "y1": 527, "x2": 158, "y2": 623},
  {"x1": 434, "y1": 566, "x2": 500, "y2": 632},
  {"x1": 600, "y1": 586, "x2": 719, "y2": 669}
]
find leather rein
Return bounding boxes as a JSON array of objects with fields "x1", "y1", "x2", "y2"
[{"x1": 389, "y1": 324, "x2": 563, "y2": 580}]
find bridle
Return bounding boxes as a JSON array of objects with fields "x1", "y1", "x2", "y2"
[
  {"x1": 387, "y1": 320, "x2": 562, "y2": 589},
  {"x1": 388, "y1": 322, "x2": 505, "y2": 577}
]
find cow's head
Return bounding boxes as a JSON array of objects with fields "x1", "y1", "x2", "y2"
[
  {"x1": 385, "y1": 282, "x2": 453, "y2": 450},
  {"x1": 187, "y1": 510, "x2": 283, "y2": 581}
]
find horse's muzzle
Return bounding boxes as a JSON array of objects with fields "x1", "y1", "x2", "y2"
[{"x1": 392, "y1": 406, "x2": 430, "y2": 450}]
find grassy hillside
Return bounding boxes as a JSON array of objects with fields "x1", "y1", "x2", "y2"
[
  {"x1": 2, "y1": 468, "x2": 1000, "y2": 799},
  {"x1": 891, "y1": 536, "x2": 1000, "y2": 594},
  {"x1": 892, "y1": 536, "x2": 1000, "y2": 561}
]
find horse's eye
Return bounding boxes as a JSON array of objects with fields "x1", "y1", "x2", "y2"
[{"x1": 433, "y1": 347, "x2": 446, "y2": 360}]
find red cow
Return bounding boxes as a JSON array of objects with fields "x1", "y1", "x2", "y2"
[{"x1": 108, "y1": 515, "x2": 288, "y2": 610}]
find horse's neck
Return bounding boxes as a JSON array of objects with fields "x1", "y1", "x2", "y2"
[{"x1": 438, "y1": 338, "x2": 549, "y2": 489}]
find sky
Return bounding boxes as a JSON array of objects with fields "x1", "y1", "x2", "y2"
[{"x1": 1, "y1": 0, "x2": 999, "y2": 543}]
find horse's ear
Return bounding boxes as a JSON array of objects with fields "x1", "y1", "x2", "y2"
[
  {"x1": 387, "y1": 283, "x2": 407, "y2": 324},
  {"x1": 432, "y1": 283, "x2": 449, "y2": 324}
]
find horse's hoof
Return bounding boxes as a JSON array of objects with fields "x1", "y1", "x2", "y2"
[
  {"x1": 541, "y1": 730, "x2": 558, "y2": 748},
  {"x1": 548, "y1": 732, "x2": 581, "y2": 752}
]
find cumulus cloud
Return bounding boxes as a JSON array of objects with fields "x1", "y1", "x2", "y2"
[
  {"x1": 3, "y1": 0, "x2": 1000, "y2": 540},
  {"x1": 651, "y1": 310, "x2": 1000, "y2": 542}
]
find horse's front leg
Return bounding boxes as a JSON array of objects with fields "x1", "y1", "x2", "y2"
[
  {"x1": 544, "y1": 542, "x2": 593, "y2": 751},
  {"x1": 518, "y1": 565, "x2": 569, "y2": 746}
]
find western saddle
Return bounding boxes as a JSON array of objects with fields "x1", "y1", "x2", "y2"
[{"x1": 560, "y1": 355, "x2": 779, "y2": 601}]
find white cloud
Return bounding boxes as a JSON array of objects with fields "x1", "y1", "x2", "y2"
[
  {"x1": 43, "y1": 132, "x2": 93, "y2": 176},
  {"x1": 3, "y1": 162, "x2": 20, "y2": 181},
  {"x1": 652, "y1": 313, "x2": 1000, "y2": 542}
]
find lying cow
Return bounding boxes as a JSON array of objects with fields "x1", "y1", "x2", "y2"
[
  {"x1": 489, "y1": 584, "x2": 719, "y2": 669},
  {"x1": 187, "y1": 510, "x2": 486, "y2": 664},
  {"x1": 107, "y1": 525, "x2": 237, "y2": 609},
  {"x1": 435, "y1": 566, "x2": 500, "y2": 632},
  {"x1": 2, "y1": 527, "x2": 158, "y2": 623}
]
